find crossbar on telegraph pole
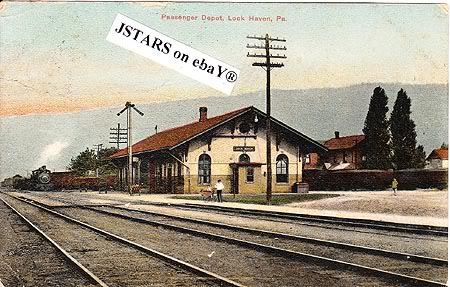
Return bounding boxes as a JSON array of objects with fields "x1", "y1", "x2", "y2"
[
  {"x1": 117, "y1": 102, "x2": 144, "y2": 195},
  {"x1": 247, "y1": 34, "x2": 286, "y2": 205},
  {"x1": 109, "y1": 123, "x2": 128, "y2": 149}
]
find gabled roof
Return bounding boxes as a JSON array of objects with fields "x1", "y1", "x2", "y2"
[
  {"x1": 110, "y1": 106, "x2": 250, "y2": 159},
  {"x1": 427, "y1": 148, "x2": 448, "y2": 160},
  {"x1": 324, "y1": 135, "x2": 365, "y2": 150},
  {"x1": 110, "y1": 106, "x2": 327, "y2": 159}
]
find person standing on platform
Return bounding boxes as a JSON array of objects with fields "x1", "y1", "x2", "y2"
[
  {"x1": 215, "y1": 179, "x2": 225, "y2": 202},
  {"x1": 392, "y1": 178, "x2": 398, "y2": 196}
]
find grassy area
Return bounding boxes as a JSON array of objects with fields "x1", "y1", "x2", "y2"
[{"x1": 171, "y1": 193, "x2": 340, "y2": 205}]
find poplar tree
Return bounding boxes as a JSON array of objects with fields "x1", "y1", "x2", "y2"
[
  {"x1": 362, "y1": 86, "x2": 391, "y2": 169},
  {"x1": 390, "y1": 89, "x2": 423, "y2": 169}
]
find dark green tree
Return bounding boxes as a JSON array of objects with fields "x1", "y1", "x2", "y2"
[
  {"x1": 68, "y1": 148, "x2": 97, "y2": 176},
  {"x1": 97, "y1": 147, "x2": 118, "y2": 175},
  {"x1": 362, "y1": 86, "x2": 391, "y2": 169},
  {"x1": 413, "y1": 145, "x2": 426, "y2": 169},
  {"x1": 390, "y1": 89, "x2": 424, "y2": 169},
  {"x1": 68, "y1": 147, "x2": 117, "y2": 176}
]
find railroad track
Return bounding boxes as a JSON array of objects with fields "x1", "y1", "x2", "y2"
[
  {"x1": 76, "y1": 204, "x2": 447, "y2": 286},
  {"x1": 11, "y1": 193, "x2": 446, "y2": 287},
  {"x1": 0, "y1": 199, "x2": 100, "y2": 287},
  {"x1": 99, "y1": 205, "x2": 447, "y2": 263},
  {"x1": 0, "y1": 194, "x2": 243, "y2": 287},
  {"x1": 10, "y1": 192, "x2": 448, "y2": 254},
  {"x1": 3, "y1": 194, "x2": 424, "y2": 287},
  {"x1": 143, "y1": 202, "x2": 448, "y2": 237},
  {"x1": 6, "y1": 192, "x2": 448, "y2": 286},
  {"x1": 10, "y1": 192, "x2": 448, "y2": 259},
  {"x1": 18, "y1": 192, "x2": 448, "y2": 239}
]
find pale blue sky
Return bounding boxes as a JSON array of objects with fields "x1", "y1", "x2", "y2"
[{"x1": 0, "y1": 2, "x2": 448, "y2": 115}]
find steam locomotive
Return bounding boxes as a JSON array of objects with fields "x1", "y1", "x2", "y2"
[
  {"x1": 14, "y1": 166, "x2": 54, "y2": 191},
  {"x1": 13, "y1": 166, "x2": 117, "y2": 191}
]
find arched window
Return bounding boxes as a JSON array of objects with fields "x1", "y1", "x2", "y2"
[
  {"x1": 276, "y1": 154, "x2": 289, "y2": 183},
  {"x1": 239, "y1": 154, "x2": 250, "y2": 163},
  {"x1": 198, "y1": 154, "x2": 211, "y2": 184}
]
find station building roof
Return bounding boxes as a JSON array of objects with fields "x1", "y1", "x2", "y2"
[{"x1": 110, "y1": 106, "x2": 327, "y2": 159}]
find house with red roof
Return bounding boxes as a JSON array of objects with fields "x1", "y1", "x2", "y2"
[
  {"x1": 110, "y1": 106, "x2": 326, "y2": 194},
  {"x1": 426, "y1": 148, "x2": 448, "y2": 169},
  {"x1": 323, "y1": 132, "x2": 366, "y2": 170},
  {"x1": 304, "y1": 132, "x2": 366, "y2": 170}
]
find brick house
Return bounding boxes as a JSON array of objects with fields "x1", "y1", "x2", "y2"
[
  {"x1": 426, "y1": 148, "x2": 448, "y2": 169},
  {"x1": 110, "y1": 106, "x2": 326, "y2": 194},
  {"x1": 304, "y1": 132, "x2": 365, "y2": 170}
]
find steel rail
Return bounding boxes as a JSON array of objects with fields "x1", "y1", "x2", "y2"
[
  {"x1": 148, "y1": 201, "x2": 448, "y2": 236},
  {"x1": 0, "y1": 198, "x2": 110, "y2": 287},
  {"x1": 6, "y1": 194, "x2": 245, "y2": 287},
  {"x1": 15, "y1": 194, "x2": 446, "y2": 265},
  {"x1": 26, "y1": 193, "x2": 447, "y2": 236},
  {"x1": 65, "y1": 204, "x2": 446, "y2": 287},
  {"x1": 103, "y1": 205, "x2": 447, "y2": 266},
  {"x1": 35, "y1": 195, "x2": 449, "y2": 238}
]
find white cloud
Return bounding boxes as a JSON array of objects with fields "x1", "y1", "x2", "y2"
[{"x1": 36, "y1": 141, "x2": 70, "y2": 167}]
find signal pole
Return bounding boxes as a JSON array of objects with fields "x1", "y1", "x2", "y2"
[
  {"x1": 117, "y1": 102, "x2": 144, "y2": 195},
  {"x1": 109, "y1": 123, "x2": 128, "y2": 149},
  {"x1": 247, "y1": 34, "x2": 286, "y2": 205}
]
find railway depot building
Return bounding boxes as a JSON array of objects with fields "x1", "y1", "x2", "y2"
[{"x1": 110, "y1": 106, "x2": 326, "y2": 194}]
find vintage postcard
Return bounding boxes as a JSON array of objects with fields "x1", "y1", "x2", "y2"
[{"x1": 0, "y1": 1, "x2": 448, "y2": 286}]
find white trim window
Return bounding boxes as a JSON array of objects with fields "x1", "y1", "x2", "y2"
[{"x1": 276, "y1": 154, "x2": 289, "y2": 183}]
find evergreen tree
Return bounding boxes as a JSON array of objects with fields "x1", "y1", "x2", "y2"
[
  {"x1": 413, "y1": 145, "x2": 426, "y2": 169},
  {"x1": 362, "y1": 86, "x2": 391, "y2": 169},
  {"x1": 390, "y1": 89, "x2": 422, "y2": 169}
]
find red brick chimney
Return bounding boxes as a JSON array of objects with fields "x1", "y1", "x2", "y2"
[
  {"x1": 199, "y1": 107, "x2": 208, "y2": 122},
  {"x1": 335, "y1": 131, "x2": 340, "y2": 139}
]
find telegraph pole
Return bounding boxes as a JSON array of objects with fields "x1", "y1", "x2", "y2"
[
  {"x1": 109, "y1": 123, "x2": 127, "y2": 149},
  {"x1": 117, "y1": 102, "x2": 144, "y2": 195},
  {"x1": 247, "y1": 34, "x2": 286, "y2": 205}
]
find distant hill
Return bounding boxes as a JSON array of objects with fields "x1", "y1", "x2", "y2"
[{"x1": 1, "y1": 83, "x2": 447, "y2": 180}]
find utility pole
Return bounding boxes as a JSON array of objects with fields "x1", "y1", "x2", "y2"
[
  {"x1": 93, "y1": 143, "x2": 103, "y2": 177},
  {"x1": 109, "y1": 123, "x2": 128, "y2": 149},
  {"x1": 247, "y1": 34, "x2": 286, "y2": 205},
  {"x1": 117, "y1": 102, "x2": 144, "y2": 195}
]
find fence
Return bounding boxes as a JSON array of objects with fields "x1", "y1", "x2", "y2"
[{"x1": 303, "y1": 169, "x2": 447, "y2": 191}]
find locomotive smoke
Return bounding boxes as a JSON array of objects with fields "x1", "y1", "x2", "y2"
[{"x1": 36, "y1": 141, "x2": 69, "y2": 168}]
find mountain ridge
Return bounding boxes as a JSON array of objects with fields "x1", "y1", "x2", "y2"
[{"x1": 1, "y1": 83, "x2": 447, "y2": 180}]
